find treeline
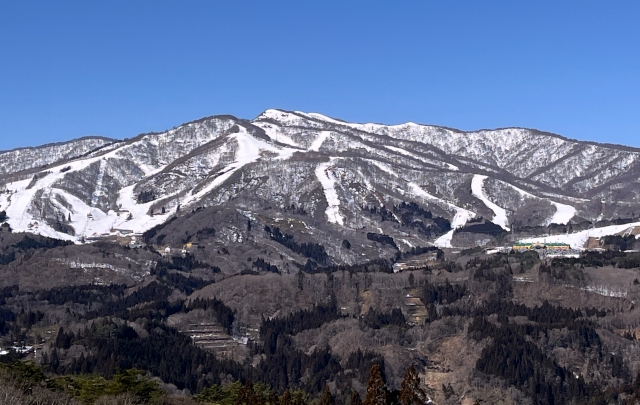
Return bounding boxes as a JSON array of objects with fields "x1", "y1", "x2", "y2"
[
  {"x1": 26, "y1": 356, "x2": 419, "y2": 405},
  {"x1": 465, "y1": 254, "x2": 513, "y2": 271},
  {"x1": 472, "y1": 299, "x2": 606, "y2": 327},
  {"x1": 362, "y1": 204, "x2": 397, "y2": 222},
  {"x1": 265, "y1": 226, "x2": 328, "y2": 265},
  {"x1": 253, "y1": 258, "x2": 279, "y2": 273},
  {"x1": 420, "y1": 280, "x2": 467, "y2": 306},
  {"x1": 154, "y1": 253, "x2": 220, "y2": 273},
  {"x1": 24, "y1": 281, "x2": 232, "y2": 327},
  {"x1": 400, "y1": 245, "x2": 444, "y2": 261},
  {"x1": 48, "y1": 320, "x2": 244, "y2": 393},
  {"x1": 465, "y1": 298, "x2": 620, "y2": 404},
  {"x1": 454, "y1": 220, "x2": 505, "y2": 237},
  {"x1": 13, "y1": 235, "x2": 72, "y2": 250},
  {"x1": 1, "y1": 286, "x2": 26, "y2": 337},
  {"x1": 254, "y1": 299, "x2": 351, "y2": 393},
  {"x1": 187, "y1": 298, "x2": 235, "y2": 334},
  {"x1": 0, "y1": 236, "x2": 71, "y2": 266},
  {"x1": 366, "y1": 233, "x2": 398, "y2": 249},
  {"x1": 159, "y1": 270, "x2": 215, "y2": 294},
  {"x1": 259, "y1": 298, "x2": 342, "y2": 341},
  {"x1": 137, "y1": 190, "x2": 156, "y2": 203},
  {"x1": 310, "y1": 259, "x2": 393, "y2": 275},
  {"x1": 393, "y1": 201, "x2": 451, "y2": 236},
  {"x1": 84, "y1": 281, "x2": 174, "y2": 319},
  {"x1": 540, "y1": 261, "x2": 586, "y2": 284},
  {"x1": 470, "y1": 316, "x2": 606, "y2": 405},
  {"x1": 46, "y1": 317, "x2": 382, "y2": 396},
  {"x1": 35, "y1": 283, "x2": 127, "y2": 306},
  {"x1": 361, "y1": 202, "x2": 452, "y2": 237},
  {"x1": 0, "y1": 285, "x2": 19, "y2": 304},
  {"x1": 142, "y1": 215, "x2": 178, "y2": 244},
  {"x1": 602, "y1": 235, "x2": 637, "y2": 251},
  {"x1": 0, "y1": 362, "x2": 165, "y2": 404},
  {"x1": 0, "y1": 308, "x2": 44, "y2": 338},
  {"x1": 551, "y1": 250, "x2": 640, "y2": 269},
  {"x1": 363, "y1": 308, "x2": 406, "y2": 329},
  {"x1": 0, "y1": 250, "x2": 15, "y2": 265}
]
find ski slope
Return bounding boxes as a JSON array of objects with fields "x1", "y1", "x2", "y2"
[
  {"x1": 315, "y1": 159, "x2": 345, "y2": 226},
  {"x1": 471, "y1": 175, "x2": 510, "y2": 230},
  {"x1": 519, "y1": 222, "x2": 640, "y2": 249}
]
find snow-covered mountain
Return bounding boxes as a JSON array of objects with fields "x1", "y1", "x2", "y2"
[
  {"x1": 1, "y1": 109, "x2": 639, "y2": 250},
  {"x1": 0, "y1": 136, "x2": 114, "y2": 175}
]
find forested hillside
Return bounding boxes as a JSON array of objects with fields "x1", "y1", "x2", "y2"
[{"x1": 2, "y1": 228, "x2": 640, "y2": 404}]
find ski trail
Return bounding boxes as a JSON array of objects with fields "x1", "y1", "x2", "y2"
[
  {"x1": 315, "y1": 160, "x2": 345, "y2": 226},
  {"x1": 367, "y1": 158, "x2": 475, "y2": 247},
  {"x1": 471, "y1": 175, "x2": 509, "y2": 230},
  {"x1": 505, "y1": 181, "x2": 575, "y2": 225},
  {"x1": 309, "y1": 131, "x2": 331, "y2": 152}
]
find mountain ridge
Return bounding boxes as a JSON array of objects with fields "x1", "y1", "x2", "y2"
[
  {"x1": 5, "y1": 109, "x2": 639, "y2": 156},
  {"x1": 1, "y1": 108, "x2": 639, "y2": 254}
]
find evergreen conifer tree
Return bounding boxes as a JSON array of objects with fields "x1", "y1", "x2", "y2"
[
  {"x1": 320, "y1": 385, "x2": 335, "y2": 405},
  {"x1": 236, "y1": 381, "x2": 263, "y2": 405},
  {"x1": 398, "y1": 366, "x2": 426, "y2": 405},
  {"x1": 363, "y1": 364, "x2": 386, "y2": 405},
  {"x1": 350, "y1": 391, "x2": 362, "y2": 405},
  {"x1": 280, "y1": 389, "x2": 293, "y2": 405}
]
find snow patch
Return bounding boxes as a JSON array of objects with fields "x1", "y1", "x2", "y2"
[{"x1": 581, "y1": 285, "x2": 627, "y2": 298}]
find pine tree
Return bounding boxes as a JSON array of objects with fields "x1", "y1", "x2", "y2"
[
  {"x1": 350, "y1": 391, "x2": 362, "y2": 405},
  {"x1": 280, "y1": 390, "x2": 293, "y2": 405},
  {"x1": 320, "y1": 385, "x2": 335, "y2": 405},
  {"x1": 363, "y1": 364, "x2": 387, "y2": 405},
  {"x1": 236, "y1": 380, "x2": 263, "y2": 405},
  {"x1": 398, "y1": 366, "x2": 426, "y2": 405},
  {"x1": 291, "y1": 390, "x2": 306, "y2": 405}
]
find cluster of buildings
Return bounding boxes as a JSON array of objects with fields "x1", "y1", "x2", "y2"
[
  {"x1": 512, "y1": 242, "x2": 571, "y2": 251},
  {"x1": 512, "y1": 242, "x2": 579, "y2": 258},
  {"x1": 392, "y1": 252, "x2": 440, "y2": 273}
]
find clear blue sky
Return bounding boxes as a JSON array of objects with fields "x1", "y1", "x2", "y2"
[{"x1": 1, "y1": 1, "x2": 639, "y2": 150}]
